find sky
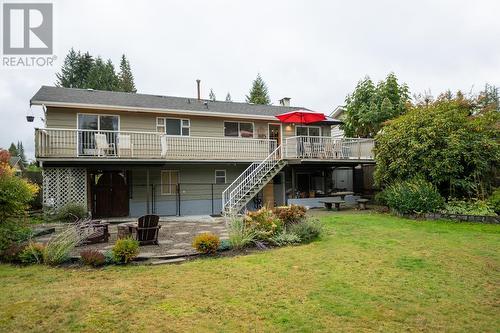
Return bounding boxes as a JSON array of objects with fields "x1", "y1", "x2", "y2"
[{"x1": 1, "y1": 0, "x2": 499, "y2": 160}]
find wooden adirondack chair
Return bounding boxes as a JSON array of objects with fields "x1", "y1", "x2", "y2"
[{"x1": 135, "y1": 215, "x2": 161, "y2": 245}]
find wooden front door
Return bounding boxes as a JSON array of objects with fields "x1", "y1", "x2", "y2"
[{"x1": 91, "y1": 171, "x2": 129, "y2": 218}]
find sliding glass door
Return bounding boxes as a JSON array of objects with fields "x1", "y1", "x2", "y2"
[{"x1": 78, "y1": 114, "x2": 119, "y2": 155}]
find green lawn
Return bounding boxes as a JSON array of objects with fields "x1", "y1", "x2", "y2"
[{"x1": 0, "y1": 212, "x2": 498, "y2": 332}]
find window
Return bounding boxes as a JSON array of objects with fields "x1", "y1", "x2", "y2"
[
  {"x1": 78, "y1": 114, "x2": 119, "y2": 131},
  {"x1": 224, "y1": 121, "x2": 254, "y2": 138},
  {"x1": 161, "y1": 170, "x2": 179, "y2": 195},
  {"x1": 156, "y1": 117, "x2": 190, "y2": 136},
  {"x1": 215, "y1": 170, "x2": 226, "y2": 184},
  {"x1": 296, "y1": 126, "x2": 321, "y2": 136}
]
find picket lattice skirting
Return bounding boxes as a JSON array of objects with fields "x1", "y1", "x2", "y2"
[{"x1": 42, "y1": 168, "x2": 87, "y2": 210}]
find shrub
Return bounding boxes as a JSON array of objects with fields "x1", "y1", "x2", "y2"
[
  {"x1": 0, "y1": 153, "x2": 39, "y2": 222},
  {"x1": 80, "y1": 249, "x2": 106, "y2": 267},
  {"x1": 43, "y1": 226, "x2": 78, "y2": 266},
  {"x1": 0, "y1": 220, "x2": 32, "y2": 255},
  {"x1": 218, "y1": 239, "x2": 232, "y2": 251},
  {"x1": 382, "y1": 178, "x2": 445, "y2": 214},
  {"x1": 290, "y1": 219, "x2": 323, "y2": 243},
  {"x1": 374, "y1": 99, "x2": 499, "y2": 198},
  {"x1": 55, "y1": 203, "x2": 88, "y2": 222},
  {"x1": 243, "y1": 208, "x2": 283, "y2": 240},
  {"x1": 0, "y1": 242, "x2": 26, "y2": 263},
  {"x1": 192, "y1": 232, "x2": 220, "y2": 255},
  {"x1": 488, "y1": 188, "x2": 500, "y2": 214},
  {"x1": 112, "y1": 238, "x2": 139, "y2": 264},
  {"x1": 443, "y1": 199, "x2": 497, "y2": 216},
  {"x1": 273, "y1": 205, "x2": 307, "y2": 226},
  {"x1": 228, "y1": 218, "x2": 257, "y2": 250},
  {"x1": 104, "y1": 250, "x2": 114, "y2": 265},
  {"x1": 19, "y1": 242, "x2": 45, "y2": 264},
  {"x1": 374, "y1": 191, "x2": 388, "y2": 206},
  {"x1": 270, "y1": 230, "x2": 301, "y2": 246}
]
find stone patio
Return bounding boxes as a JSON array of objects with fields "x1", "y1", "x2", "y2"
[{"x1": 35, "y1": 216, "x2": 228, "y2": 259}]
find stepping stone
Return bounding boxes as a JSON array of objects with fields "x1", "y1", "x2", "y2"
[
  {"x1": 159, "y1": 240, "x2": 174, "y2": 245},
  {"x1": 200, "y1": 224, "x2": 211, "y2": 227},
  {"x1": 166, "y1": 249, "x2": 187, "y2": 255},
  {"x1": 150, "y1": 258, "x2": 186, "y2": 265},
  {"x1": 197, "y1": 230, "x2": 212, "y2": 234},
  {"x1": 211, "y1": 226, "x2": 225, "y2": 230},
  {"x1": 103, "y1": 245, "x2": 113, "y2": 249},
  {"x1": 173, "y1": 242, "x2": 191, "y2": 248},
  {"x1": 220, "y1": 236, "x2": 229, "y2": 240},
  {"x1": 174, "y1": 232, "x2": 190, "y2": 235},
  {"x1": 137, "y1": 252, "x2": 156, "y2": 258}
]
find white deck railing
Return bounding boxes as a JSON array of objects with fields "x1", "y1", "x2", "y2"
[
  {"x1": 35, "y1": 128, "x2": 276, "y2": 161},
  {"x1": 284, "y1": 136, "x2": 374, "y2": 160}
]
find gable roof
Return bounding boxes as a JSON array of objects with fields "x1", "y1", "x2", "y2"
[
  {"x1": 30, "y1": 86, "x2": 313, "y2": 119},
  {"x1": 9, "y1": 156, "x2": 23, "y2": 169}
]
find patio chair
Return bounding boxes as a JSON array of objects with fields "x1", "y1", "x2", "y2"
[
  {"x1": 135, "y1": 214, "x2": 161, "y2": 245},
  {"x1": 321, "y1": 140, "x2": 334, "y2": 159},
  {"x1": 303, "y1": 141, "x2": 313, "y2": 158},
  {"x1": 95, "y1": 133, "x2": 116, "y2": 156},
  {"x1": 333, "y1": 140, "x2": 344, "y2": 159},
  {"x1": 118, "y1": 134, "x2": 134, "y2": 157}
]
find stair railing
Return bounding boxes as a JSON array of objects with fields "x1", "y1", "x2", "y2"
[
  {"x1": 222, "y1": 162, "x2": 259, "y2": 212},
  {"x1": 224, "y1": 144, "x2": 282, "y2": 214}
]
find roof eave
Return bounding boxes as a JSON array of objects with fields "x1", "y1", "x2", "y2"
[{"x1": 30, "y1": 100, "x2": 281, "y2": 121}]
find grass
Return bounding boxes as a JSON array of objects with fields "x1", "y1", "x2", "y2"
[{"x1": 0, "y1": 211, "x2": 499, "y2": 332}]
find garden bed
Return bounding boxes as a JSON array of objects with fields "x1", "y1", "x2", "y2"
[{"x1": 399, "y1": 212, "x2": 499, "y2": 224}]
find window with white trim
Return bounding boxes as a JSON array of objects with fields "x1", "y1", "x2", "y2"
[
  {"x1": 215, "y1": 170, "x2": 226, "y2": 184},
  {"x1": 156, "y1": 117, "x2": 190, "y2": 136},
  {"x1": 296, "y1": 126, "x2": 321, "y2": 136},
  {"x1": 161, "y1": 170, "x2": 179, "y2": 195},
  {"x1": 224, "y1": 121, "x2": 254, "y2": 138}
]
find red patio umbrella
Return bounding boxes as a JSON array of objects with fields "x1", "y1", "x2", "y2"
[{"x1": 275, "y1": 109, "x2": 327, "y2": 124}]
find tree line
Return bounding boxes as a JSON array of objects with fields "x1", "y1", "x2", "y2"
[{"x1": 56, "y1": 48, "x2": 136, "y2": 93}]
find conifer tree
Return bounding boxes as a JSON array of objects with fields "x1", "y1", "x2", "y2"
[
  {"x1": 246, "y1": 74, "x2": 271, "y2": 105},
  {"x1": 16, "y1": 141, "x2": 26, "y2": 165},
  {"x1": 86, "y1": 57, "x2": 120, "y2": 91},
  {"x1": 225, "y1": 92, "x2": 232, "y2": 102},
  {"x1": 55, "y1": 48, "x2": 79, "y2": 88},
  {"x1": 118, "y1": 54, "x2": 137, "y2": 93},
  {"x1": 8, "y1": 143, "x2": 18, "y2": 157},
  {"x1": 209, "y1": 89, "x2": 216, "y2": 101}
]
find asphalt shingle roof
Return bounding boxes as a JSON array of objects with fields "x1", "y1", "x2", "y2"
[{"x1": 30, "y1": 86, "x2": 311, "y2": 117}]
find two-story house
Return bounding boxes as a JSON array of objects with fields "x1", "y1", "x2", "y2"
[{"x1": 32, "y1": 86, "x2": 374, "y2": 218}]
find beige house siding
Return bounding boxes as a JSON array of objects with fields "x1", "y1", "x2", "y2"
[{"x1": 45, "y1": 106, "x2": 331, "y2": 140}]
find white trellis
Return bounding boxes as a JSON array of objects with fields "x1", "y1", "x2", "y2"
[{"x1": 42, "y1": 168, "x2": 87, "y2": 210}]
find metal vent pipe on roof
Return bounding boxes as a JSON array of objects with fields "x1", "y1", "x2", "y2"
[{"x1": 196, "y1": 79, "x2": 201, "y2": 100}]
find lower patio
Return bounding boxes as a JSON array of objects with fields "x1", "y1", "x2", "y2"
[{"x1": 34, "y1": 215, "x2": 228, "y2": 261}]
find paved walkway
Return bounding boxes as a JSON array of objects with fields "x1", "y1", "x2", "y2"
[{"x1": 35, "y1": 216, "x2": 228, "y2": 258}]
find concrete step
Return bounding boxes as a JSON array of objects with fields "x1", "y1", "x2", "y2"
[{"x1": 148, "y1": 258, "x2": 186, "y2": 265}]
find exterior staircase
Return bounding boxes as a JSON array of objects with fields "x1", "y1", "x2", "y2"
[{"x1": 222, "y1": 145, "x2": 287, "y2": 216}]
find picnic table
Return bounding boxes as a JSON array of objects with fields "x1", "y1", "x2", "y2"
[
  {"x1": 330, "y1": 191, "x2": 354, "y2": 200},
  {"x1": 319, "y1": 198, "x2": 345, "y2": 211}
]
